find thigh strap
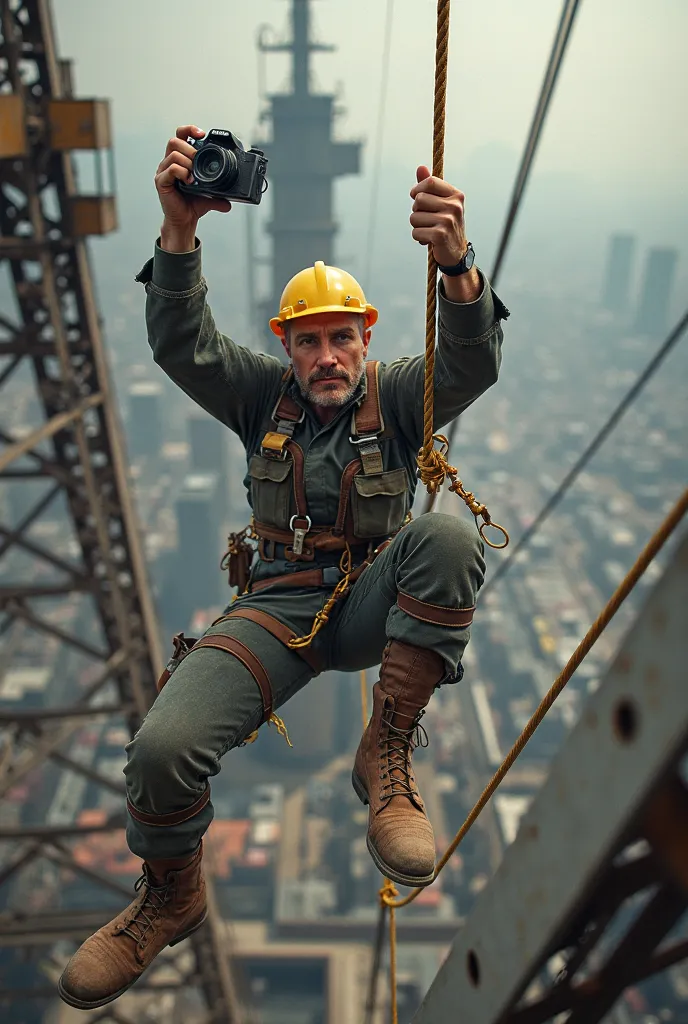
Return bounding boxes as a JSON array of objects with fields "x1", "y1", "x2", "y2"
[
  {"x1": 214, "y1": 607, "x2": 322, "y2": 676},
  {"x1": 127, "y1": 784, "x2": 210, "y2": 827},
  {"x1": 189, "y1": 634, "x2": 274, "y2": 725}
]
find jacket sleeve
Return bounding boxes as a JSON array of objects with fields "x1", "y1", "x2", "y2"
[
  {"x1": 135, "y1": 241, "x2": 283, "y2": 445},
  {"x1": 381, "y1": 270, "x2": 508, "y2": 448}
]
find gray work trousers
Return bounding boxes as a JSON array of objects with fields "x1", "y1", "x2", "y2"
[{"x1": 124, "y1": 514, "x2": 485, "y2": 859}]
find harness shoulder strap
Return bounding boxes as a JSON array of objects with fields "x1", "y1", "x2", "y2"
[
  {"x1": 262, "y1": 367, "x2": 304, "y2": 460},
  {"x1": 351, "y1": 360, "x2": 385, "y2": 475}
]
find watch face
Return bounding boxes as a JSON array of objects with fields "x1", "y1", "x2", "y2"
[{"x1": 464, "y1": 245, "x2": 475, "y2": 270}]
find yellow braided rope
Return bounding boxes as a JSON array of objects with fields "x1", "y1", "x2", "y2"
[
  {"x1": 379, "y1": 484, "x2": 688, "y2": 912},
  {"x1": 414, "y1": 0, "x2": 508, "y2": 550}
]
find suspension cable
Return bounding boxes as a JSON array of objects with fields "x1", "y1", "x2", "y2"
[
  {"x1": 423, "y1": 0, "x2": 584, "y2": 514},
  {"x1": 481, "y1": 306, "x2": 688, "y2": 598}
]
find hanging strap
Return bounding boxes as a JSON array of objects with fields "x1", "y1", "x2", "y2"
[
  {"x1": 350, "y1": 361, "x2": 385, "y2": 476},
  {"x1": 261, "y1": 369, "x2": 304, "y2": 460}
]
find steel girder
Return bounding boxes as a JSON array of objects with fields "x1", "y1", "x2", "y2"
[{"x1": 0, "y1": 2, "x2": 244, "y2": 1020}]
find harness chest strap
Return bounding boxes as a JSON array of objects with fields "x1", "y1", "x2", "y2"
[{"x1": 258, "y1": 361, "x2": 386, "y2": 555}]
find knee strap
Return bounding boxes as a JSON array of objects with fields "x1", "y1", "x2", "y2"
[
  {"x1": 213, "y1": 607, "x2": 322, "y2": 675},
  {"x1": 397, "y1": 591, "x2": 475, "y2": 627},
  {"x1": 127, "y1": 784, "x2": 210, "y2": 827},
  {"x1": 189, "y1": 634, "x2": 274, "y2": 725}
]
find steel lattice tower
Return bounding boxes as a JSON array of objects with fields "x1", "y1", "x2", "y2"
[
  {"x1": 254, "y1": 0, "x2": 361, "y2": 355},
  {"x1": 0, "y1": 1, "x2": 244, "y2": 1019}
]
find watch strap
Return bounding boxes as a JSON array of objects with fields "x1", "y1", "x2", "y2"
[{"x1": 437, "y1": 242, "x2": 475, "y2": 277}]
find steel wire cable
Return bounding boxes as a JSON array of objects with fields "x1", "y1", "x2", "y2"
[
  {"x1": 423, "y1": 0, "x2": 583, "y2": 514},
  {"x1": 481, "y1": 305, "x2": 688, "y2": 598}
]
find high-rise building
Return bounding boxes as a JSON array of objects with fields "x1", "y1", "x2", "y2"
[
  {"x1": 253, "y1": 0, "x2": 361, "y2": 355},
  {"x1": 127, "y1": 380, "x2": 163, "y2": 459},
  {"x1": 601, "y1": 233, "x2": 636, "y2": 314},
  {"x1": 187, "y1": 413, "x2": 227, "y2": 475},
  {"x1": 174, "y1": 472, "x2": 223, "y2": 618},
  {"x1": 633, "y1": 246, "x2": 679, "y2": 335}
]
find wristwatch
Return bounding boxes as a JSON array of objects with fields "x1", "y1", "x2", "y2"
[{"x1": 437, "y1": 241, "x2": 475, "y2": 276}]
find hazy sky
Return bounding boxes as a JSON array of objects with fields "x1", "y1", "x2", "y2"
[
  {"x1": 46, "y1": 0, "x2": 687, "y2": 320},
  {"x1": 51, "y1": 0, "x2": 687, "y2": 190}
]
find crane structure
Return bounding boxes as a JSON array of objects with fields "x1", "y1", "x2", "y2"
[
  {"x1": 254, "y1": 0, "x2": 361, "y2": 355},
  {"x1": 0, "y1": 1, "x2": 243, "y2": 1019},
  {"x1": 414, "y1": 530, "x2": 688, "y2": 1024}
]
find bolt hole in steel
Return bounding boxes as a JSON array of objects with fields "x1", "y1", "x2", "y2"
[
  {"x1": 613, "y1": 699, "x2": 639, "y2": 743},
  {"x1": 467, "y1": 949, "x2": 481, "y2": 987}
]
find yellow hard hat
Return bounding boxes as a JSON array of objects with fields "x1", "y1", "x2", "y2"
[{"x1": 269, "y1": 260, "x2": 379, "y2": 337}]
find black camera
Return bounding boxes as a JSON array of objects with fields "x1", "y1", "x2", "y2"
[{"x1": 178, "y1": 129, "x2": 268, "y2": 206}]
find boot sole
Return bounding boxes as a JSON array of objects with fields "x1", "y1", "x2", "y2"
[
  {"x1": 57, "y1": 909, "x2": 208, "y2": 1010},
  {"x1": 351, "y1": 770, "x2": 435, "y2": 889}
]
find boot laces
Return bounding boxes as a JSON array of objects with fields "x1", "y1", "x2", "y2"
[
  {"x1": 118, "y1": 870, "x2": 173, "y2": 948},
  {"x1": 379, "y1": 704, "x2": 429, "y2": 800}
]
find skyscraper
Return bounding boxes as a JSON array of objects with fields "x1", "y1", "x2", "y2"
[
  {"x1": 174, "y1": 472, "x2": 223, "y2": 620},
  {"x1": 187, "y1": 414, "x2": 227, "y2": 475},
  {"x1": 633, "y1": 247, "x2": 679, "y2": 336},
  {"x1": 601, "y1": 233, "x2": 636, "y2": 315},
  {"x1": 127, "y1": 381, "x2": 163, "y2": 459},
  {"x1": 253, "y1": 0, "x2": 361, "y2": 355}
]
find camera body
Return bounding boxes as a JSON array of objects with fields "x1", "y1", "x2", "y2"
[{"x1": 178, "y1": 129, "x2": 268, "y2": 206}]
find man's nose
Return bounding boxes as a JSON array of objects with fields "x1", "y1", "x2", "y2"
[{"x1": 316, "y1": 342, "x2": 338, "y2": 366}]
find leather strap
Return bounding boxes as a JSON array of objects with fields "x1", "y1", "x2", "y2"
[
  {"x1": 335, "y1": 460, "x2": 361, "y2": 534},
  {"x1": 127, "y1": 784, "x2": 211, "y2": 828},
  {"x1": 190, "y1": 634, "x2": 273, "y2": 724},
  {"x1": 354, "y1": 361, "x2": 384, "y2": 436},
  {"x1": 253, "y1": 519, "x2": 358, "y2": 552},
  {"x1": 218, "y1": 607, "x2": 323, "y2": 675},
  {"x1": 249, "y1": 558, "x2": 371, "y2": 594},
  {"x1": 397, "y1": 591, "x2": 475, "y2": 628}
]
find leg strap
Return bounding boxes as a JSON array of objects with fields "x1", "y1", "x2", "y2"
[
  {"x1": 213, "y1": 607, "x2": 322, "y2": 676},
  {"x1": 189, "y1": 634, "x2": 274, "y2": 725},
  {"x1": 397, "y1": 591, "x2": 475, "y2": 627},
  {"x1": 127, "y1": 784, "x2": 210, "y2": 827}
]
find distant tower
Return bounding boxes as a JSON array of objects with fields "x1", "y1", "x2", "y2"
[
  {"x1": 601, "y1": 233, "x2": 636, "y2": 314},
  {"x1": 254, "y1": 0, "x2": 361, "y2": 354},
  {"x1": 633, "y1": 247, "x2": 679, "y2": 335},
  {"x1": 128, "y1": 380, "x2": 163, "y2": 459}
]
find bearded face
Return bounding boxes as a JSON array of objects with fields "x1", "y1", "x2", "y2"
[{"x1": 284, "y1": 313, "x2": 369, "y2": 411}]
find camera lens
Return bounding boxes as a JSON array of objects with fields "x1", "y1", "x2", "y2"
[{"x1": 193, "y1": 144, "x2": 238, "y2": 188}]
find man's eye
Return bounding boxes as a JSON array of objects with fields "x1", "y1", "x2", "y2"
[{"x1": 334, "y1": 333, "x2": 352, "y2": 342}]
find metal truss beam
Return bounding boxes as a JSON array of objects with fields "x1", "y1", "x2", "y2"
[
  {"x1": 414, "y1": 530, "x2": 688, "y2": 1024},
  {"x1": 0, "y1": 1, "x2": 245, "y2": 1020}
]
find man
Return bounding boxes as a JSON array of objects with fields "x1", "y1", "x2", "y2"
[{"x1": 58, "y1": 125, "x2": 509, "y2": 1009}]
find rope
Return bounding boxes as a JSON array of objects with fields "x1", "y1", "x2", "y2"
[
  {"x1": 414, "y1": 0, "x2": 508, "y2": 549},
  {"x1": 380, "y1": 484, "x2": 688, "y2": 914},
  {"x1": 422, "y1": 0, "x2": 584, "y2": 515},
  {"x1": 481, "y1": 306, "x2": 688, "y2": 598}
]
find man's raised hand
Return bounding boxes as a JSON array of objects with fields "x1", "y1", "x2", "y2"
[
  {"x1": 156, "y1": 126, "x2": 232, "y2": 253},
  {"x1": 409, "y1": 164, "x2": 468, "y2": 268}
]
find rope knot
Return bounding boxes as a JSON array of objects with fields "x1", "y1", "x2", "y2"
[{"x1": 379, "y1": 879, "x2": 399, "y2": 907}]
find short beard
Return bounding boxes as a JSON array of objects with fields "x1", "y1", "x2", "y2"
[{"x1": 293, "y1": 353, "x2": 366, "y2": 408}]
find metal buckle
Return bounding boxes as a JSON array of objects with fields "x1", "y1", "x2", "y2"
[
  {"x1": 289, "y1": 514, "x2": 312, "y2": 557},
  {"x1": 349, "y1": 434, "x2": 379, "y2": 446}
]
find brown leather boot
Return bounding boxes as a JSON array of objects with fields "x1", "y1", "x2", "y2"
[
  {"x1": 58, "y1": 844, "x2": 207, "y2": 1009},
  {"x1": 352, "y1": 640, "x2": 446, "y2": 887}
]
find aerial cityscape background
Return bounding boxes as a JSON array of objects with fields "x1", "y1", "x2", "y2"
[{"x1": 0, "y1": 0, "x2": 686, "y2": 1021}]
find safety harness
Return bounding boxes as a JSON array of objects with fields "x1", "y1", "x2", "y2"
[{"x1": 157, "y1": 361, "x2": 403, "y2": 745}]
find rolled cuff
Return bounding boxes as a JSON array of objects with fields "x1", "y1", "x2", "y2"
[
  {"x1": 438, "y1": 268, "x2": 509, "y2": 344},
  {"x1": 151, "y1": 238, "x2": 203, "y2": 292}
]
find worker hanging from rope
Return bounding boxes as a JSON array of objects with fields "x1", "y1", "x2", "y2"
[{"x1": 58, "y1": 125, "x2": 510, "y2": 1010}]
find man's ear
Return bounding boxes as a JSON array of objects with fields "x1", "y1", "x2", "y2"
[
  {"x1": 280, "y1": 330, "x2": 290, "y2": 358},
  {"x1": 362, "y1": 327, "x2": 372, "y2": 356}
]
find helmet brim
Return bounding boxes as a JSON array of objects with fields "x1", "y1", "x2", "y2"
[{"x1": 269, "y1": 304, "x2": 379, "y2": 337}]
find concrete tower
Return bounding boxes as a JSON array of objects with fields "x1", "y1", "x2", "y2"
[
  {"x1": 601, "y1": 233, "x2": 636, "y2": 315},
  {"x1": 254, "y1": 0, "x2": 361, "y2": 355},
  {"x1": 633, "y1": 247, "x2": 679, "y2": 336}
]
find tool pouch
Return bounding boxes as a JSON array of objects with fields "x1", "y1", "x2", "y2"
[{"x1": 221, "y1": 530, "x2": 254, "y2": 593}]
